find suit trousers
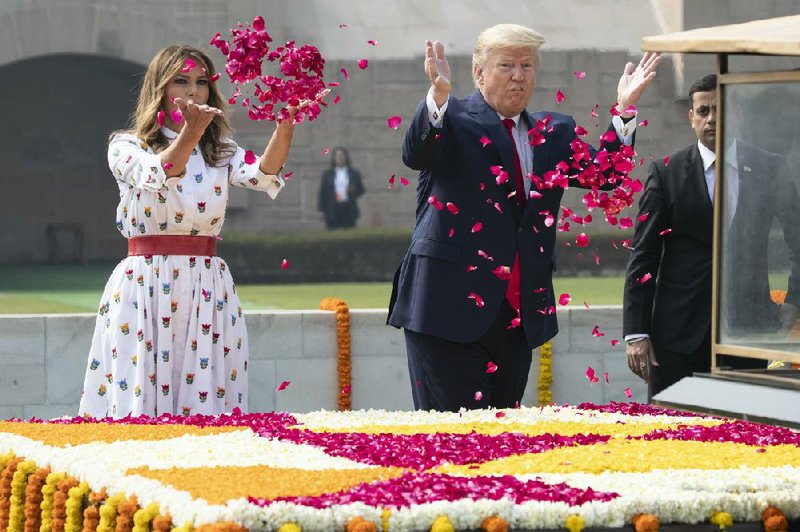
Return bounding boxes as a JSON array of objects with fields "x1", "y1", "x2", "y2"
[
  {"x1": 404, "y1": 300, "x2": 533, "y2": 412},
  {"x1": 650, "y1": 328, "x2": 767, "y2": 399}
]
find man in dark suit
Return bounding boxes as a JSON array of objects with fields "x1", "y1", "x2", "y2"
[
  {"x1": 387, "y1": 23, "x2": 660, "y2": 411},
  {"x1": 623, "y1": 74, "x2": 800, "y2": 397},
  {"x1": 318, "y1": 147, "x2": 365, "y2": 229}
]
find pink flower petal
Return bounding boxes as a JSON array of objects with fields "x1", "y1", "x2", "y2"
[
  {"x1": 281, "y1": 259, "x2": 289, "y2": 270},
  {"x1": 592, "y1": 325, "x2": 605, "y2": 338},
  {"x1": 427, "y1": 195, "x2": 444, "y2": 211},
  {"x1": 486, "y1": 361, "x2": 498, "y2": 374},
  {"x1": 639, "y1": 272, "x2": 653, "y2": 284},
  {"x1": 574, "y1": 125, "x2": 588, "y2": 136},
  {"x1": 573, "y1": 71, "x2": 587, "y2": 79},
  {"x1": 619, "y1": 217, "x2": 633, "y2": 229},
  {"x1": 555, "y1": 90, "x2": 566, "y2": 104},
  {"x1": 357, "y1": 59, "x2": 369, "y2": 70},
  {"x1": 479, "y1": 136, "x2": 492, "y2": 147},
  {"x1": 446, "y1": 202, "x2": 459, "y2": 214},
  {"x1": 321, "y1": 147, "x2": 331, "y2": 156},
  {"x1": 399, "y1": 176, "x2": 409, "y2": 186},
  {"x1": 492, "y1": 265, "x2": 512, "y2": 280},
  {"x1": 448, "y1": 228, "x2": 454, "y2": 238},
  {"x1": 244, "y1": 150, "x2": 257, "y2": 165},
  {"x1": 495, "y1": 412, "x2": 506, "y2": 418},
  {"x1": 367, "y1": 39, "x2": 377, "y2": 46},
  {"x1": 467, "y1": 265, "x2": 478, "y2": 272},
  {"x1": 600, "y1": 130, "x2": 617, "y2": 143},
  {"x1": 276, "y1": 380, "x2": 291, "y2": 392},
  {"x1": 170, "y1": 109, "x2": 183, "y2": 124},
  {"x1": 157, "y1": 110, "x2": 166, "y2": 127},
  {"x1": 340, "y1": 68, "x2": 350, "y2": 80},
  {"x1": 182, "y1": 58, "x2": 196, "y2": 73},
  {"x1": 387, "y1": 115, "x2": 402, "y2": 129},
  {"x1": 558, "y1": 293, "x2": 571, "y2": 306},
  {"x1": 342, "y1": 385, "x2": 351, "y2": 396},
  {"x1": 339, "y1": 23, "x2": 349, "y2": 28},
  {"x1": 163, "y1": 162, "x2": 173, "y2": 170},
  {"x1": 210, "y1": 73, "x2": 221, "y2": 82},
  {"x1": 471, "y1": 222, "x2": 483, "y2": 233},
  {"x1": 333, "y1": 95, "x2": 342, "y2": 105},
  {"x1": 474, "y1": 391, "x2": 483, "y2": 401},
  {"x1": 576, "y1": 233, "x2": 589, "y2": 247},
  {"x1": 477, "y1": 250, "x2": 494, "y2": 261},
  {"x1": 585, "y1": 366, "x2": 596, "y2": 382},
  {"x1": 638, "y1": 212, "x2": 649, "y2": 222},
  {"x1": 611, "y1": 339, "x2": 620, "y2": 347},
  {"x1": 387, "y1": 175, "x2": 395, "y2": 189},
  {"x1": 467, "y1": 292, "x2": 485, "y2": 308},
  {"x1": 624, "y1": 387, "x2": 633, "y2": 398},
  {"x1": 604, "y1": 372, "x2": 610, "y2": 383},
  {"x1": 639, "y1": 119, "x2": 649, "y2": 127},
  {"x1": 663, "y1": 155, "x2": 671, "y2": 166},
  {"x1": 659, "y1": 228, "x2": 672, "y2": 236}
]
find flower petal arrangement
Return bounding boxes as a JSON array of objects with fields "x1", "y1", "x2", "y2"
[{"x1": 0, "y1": 403, "x2": 799, "y2": 531}]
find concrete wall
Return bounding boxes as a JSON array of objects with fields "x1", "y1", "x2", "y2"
[{"x1": 0, "y1": 306, "x2": 644, "y2": 419}]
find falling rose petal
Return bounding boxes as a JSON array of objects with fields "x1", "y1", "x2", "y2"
[
  {"x1": 448, "y1": 228, "x2": 455, "y2": 238},
  {"x1": 467, "y1": 265, "x2": 478, "y2": 272},
  {"x1": 387, "y1": 115, "x2": 402, "y2": 130},
  {"x1": 573, "y1": 70, "x2": 587, "y2": 79},
  {"x1": 494, "y1": 202, "x2": 503, "y2": 214},
  {"x1": 471, "y1": 222, "x2": 483, "y2": 233},
  {"x1": 467, "y1": 292, "x2": 485, "y2": 308},
  {"x1": 638, "y1": 212, "x2": 649, "y2": 222},
  {"x1": 495, "y1": 412, "x2": 506, "y2": 418},
  {"x1": 600, "y1": 130, "x2": 617, "y2": 143},
  {"x1": 486, "y1": 361, "x2": 498, "y2": 374},
  {"x1": 339, "y1": 23, "x2": 349, "y2": 28},
  {"x1": 591, "y1": 108, "x2": 599, "y2": 118},
  {"x1": 321, "y1": 147, "x2": 331, "y2": 156},
  {"x1": 474, "y1": 391, "x2": 483, "y2": 401},
  {"x1": 594, "y1": 255, "x2": 601, "y2": 266},
  {"x1": 558, "y1": 293, "x2": 572, "y2": 306},
  {"x1": 584, "y1": 302, "x2": 590, "y2": 309},
  {"x1": 357, "y1": 59, "x2": 369, "y2": 70},
  {"x1": 244, "y1": 150, "x2": 258, "y2": 165},
  {"x1": 619, "y1": 217, "x2": 633, "y2": 229},
  {"x1": 332, "y1": 95, "x2": 342, "y2": 105},
  {"x1": 170, "y1": 109, "x2": 183, "y2": 124},
  {"x1": 555, "y1": 90, "x2": 566, "y2": 104},
  {"x1": 210, "y1": 72, "x2": 221, "y2": 82},
  {"x1": 592, "y1": 325, "x2": 605, "y2": 338},
  {"x1": 639, "y1": 119, "x2": 649, "y2": 127},
  {"x1": 639, "y1": 272, "x2": 653, "y2": 284},
  {"x1": 281, "y1": 259, "x2": 289, "y2": 270},
  {"x1": 663, "y1": 155, "x2": 671, "y2": 166},
  {"x1": 611, "y1": 339, "x2": 620, "y2": 347},
  {"x1": 182, "y1": 58, "x2": 196, "y2": 73},
  {"x1": 477, "y1": 250, "x2": 493, "y2": 261},
  {"x1": 157, "y1": 110, "x2": 166, "y2": 127},
  {"x1": 427, "y1": 195, "x2": 444, "y2": 211},
  {"x1": 529, "y1": 190, "x2": 543, "y2": 200},
  {"x1": 163, "y1": 162, "x2": 174, "y2": 171},
  {"x1": 659, "y1": 228, "x2": 673, "y2": 236},
  {"x1": 534, "y1": 288, "x2": 546, "y2": 294},
  {"x1": 479, "y1": 136, "x2": 492, "y2": 147},
  {"x1": 624, "y1": 387, "x2": 633, "y2": 398},
  {"x1": 543, "y1": 214, "x2": 555, "y2": 227},
  {"x1": 399, "y1": 176, "x2": 409, "y2": 186},
  {"x1": 341, "y1": 385, "x2": 351, "y2": 396},
  {"x1": 446, "y1": 202, "x2": 459, "y2": 214},
  {"x1": 574, "y1": 125, "x2": 588, "y2": 136},
  {"x1": 507, "y1": 316, "x2": 521, "y2": 329},
  {"x1": 492, "y1": 265, "x2": 512, "y2": 280},
  {"x1": 367, "y1": 39, "x2": 377, "y2": 46},
  {"x1": 576, "y1": 233, "x2": 589, "y2": 247},
  {"x1": 340, "y1": 68, "x2": 350, "y2": 80},
  {"x1": 387, "y1": 175, "x2": 395, "y2": 189},
  {"x1": 276, "y1": 380, "x2": 291, "y2": 392},
  {"x1": 604, "y1": 372, "x2": 610, "y2": 383},
  {"x1": 585, "y1": 366, "x2": 597, "y2": 382}
]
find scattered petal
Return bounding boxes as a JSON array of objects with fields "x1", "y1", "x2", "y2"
[
  {"x1": 333, "y1": 95, "x2": 342, "y2": 105},
  {"x1": 619, "y1": 217, "x2": 633, "y2": 229},
  {"x1": 341, "y1": 385, "x2": 351, "y2": 396},
  {"x1": 477, "y1": 250, "x2": 494, "y2": 261},
  {"x1": 659, "y1": 228, "x2": 673, "y2": 236},
  {"x1": 486, "y1": 361, "x2": 498, "y2": 374},
  {"x1": 624, "y1": 387, "x2": 633, "y2": 398},
  {"x1": 479, "y1": 136, "x2": 492, "y2": 147},
  {"x1": 367, "y1": 39, "x2": 377, "y2": 46},
  {"x1": 467, "y1": 265, "x2": 478, "y2": 272},
  {"x1": 210, "y1": 72, "x2": 221, "y2": 82},
  {"x1": 474, "y1": 391, "x2": 483, "y2": 401},
  {"x1": 321, "y1": 147, "x2": 331, "y2": 156},
  {"x1": 558, "y1": 293, "x2": 571, "y2": 306},
  {"x1": 182, "y1": 58, "x2": 196, "y2": 73},
  {"x1": 663, "y1": 155, "x2": 671, "y2": 166},
  {"x1": 276, "y1": 380, "x2": 291, "y2": 392},
  {"x1": 591, "y1": 325, "x2": 605, "y2": 338},
  {"x1": 281, "y1": 259, "x2": 289, "y2": 270},
  {"x1": 492, "y1": 265, "x2": 512, "y2": 280},
  {"x1": 555, "y1": 90, "x2": 566, "y2": 104},
  {"x1": 639, "y1": 119, "x2": 649, "y2": 127},
  {"x1": 471, "y1": 222, "x2": 483, "y2": 233},
  {"x1": 576, "y1": 233, "x2": 589, "y2": 247},
  {"x1": 387, "y1": 175, "x2": 395, "y2": 189},
  {"x1": 357, "y1": 58, "x2": 369, "y2": 70},
  {"x1": 170, "y1": 109, "x2": 183, "y2": 124},
  {"x1": 639, "y1": 272, "x2": 653, "y2": 284},
  {"x1": 495, "y1": 411, "x2": 506, "y2": 418},
  {"x1": 638, "y1": 212, "x2": 649, "y2": 222},
  {"x1": 448, "y1": 227, "x2": 455, "y2": 238},
  {"x1": 585, "y1": 366, "x2": 599, "y2": 384},
  {"x1": 600, "y1": 130, "x2": 617, "y2": 143},
  {"x1": 611, "y1": 339, "x2": 620, "y2": 347},
  {"x1": 467, "y1": 292, "x2": 485, "y2": 308},
  {"x1": 387, "y1": 115, "x2": 402, "y2": 129},
  {"x1": 244, "y1": 150, "x2": 257, "y2": 165},
  {"x1": 399, "y1": 176, "x2": 409, "y2": 186},
  {"x1": 574, "y1": 125, "x2": 588, "y2": 136},
  {"x1": 163, "y1": 162, "x2": 173, "y2": 171},
  {"x1": 604, "y1": 372, "x2": 610, "y2": 383},
  {"x1": 573, "y1": 71, "x2": 586, "y2": 79},
  {"x1": 157, "y1": 110, "x2": 166, "y2": 127},
  {"x1": 446, "y1": 202, "x2": 459, "y2": 214},
  {"x1": 340, "y1": 68, "x2": 350, "y2": 80}
]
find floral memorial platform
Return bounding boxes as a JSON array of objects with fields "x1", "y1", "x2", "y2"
[{"x1": 0, "y1": 403, "x2": 798, "y2": 531}]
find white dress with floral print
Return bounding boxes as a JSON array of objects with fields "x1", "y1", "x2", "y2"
[{"x1": 78, "y1": 128, "x2": 284, "y2": 419}]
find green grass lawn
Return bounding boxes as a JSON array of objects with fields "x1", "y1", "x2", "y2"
[{"x1": 0, "y1": 263, "x2": 626, "y2": 314}]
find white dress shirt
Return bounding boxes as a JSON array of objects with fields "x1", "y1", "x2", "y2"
[{"x1": 334, "y1": 166, "x2": 350, "y2": 202}]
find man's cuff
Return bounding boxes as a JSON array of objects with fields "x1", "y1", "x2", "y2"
[
  {"x1": 624, "y1": 333, "x2": 650, "y2": 343},
  {"x1": 426, "y1": 88, "x2": 449, "y2": 127},
  {"x1": 612, "y1": 114, "x2": 637, "y2": 145}
]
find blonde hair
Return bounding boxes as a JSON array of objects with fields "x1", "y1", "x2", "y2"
[
  {"x1": 114, "y1": 44, "x2": 235, "y2": 166},
  {"x1": 472, "y1": 24, "x2": 546, "y2": 88}
]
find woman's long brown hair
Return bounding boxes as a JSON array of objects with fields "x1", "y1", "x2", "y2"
[{"x1": 113, "y1": 44, "x2": 235, "y2": 166}]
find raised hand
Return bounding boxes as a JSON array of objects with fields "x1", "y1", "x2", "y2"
[
  {"x1": 425, "y1": 40, "x2": 451, "y2": 106},
  {"x1": 172, "y1": 97, "x2": 223, "y2": 134},
  {"x1": 616, "y1": 52, "x2": 661, "y2": 117}
]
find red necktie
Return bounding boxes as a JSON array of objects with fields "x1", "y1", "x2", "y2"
[{"x1": 502, "y1": 118, "x2": 525, "y2": 312}]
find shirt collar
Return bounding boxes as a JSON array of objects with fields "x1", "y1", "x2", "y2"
[
  {"x1": 161, "y1": 126, "x2": 179, "y2": 139},
  {"x1": 496, "y1": 112, "x2": 521, "y2": 127},
  {"x1": 696, "y1": 140, "x2": 716, "y2": 171}
]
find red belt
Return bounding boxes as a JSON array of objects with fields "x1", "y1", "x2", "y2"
[{"x1": 128, "y1": 236, "x2": 217, "y2": 257}]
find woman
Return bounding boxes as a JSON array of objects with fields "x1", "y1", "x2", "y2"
[
  {"x1": 317, "y1": 147, "x2": 365, "y2": 229},
  {"x1": 78, "y1": 45, "x2": 301, "y2": 418}
]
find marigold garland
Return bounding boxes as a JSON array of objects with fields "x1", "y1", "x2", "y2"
[
  {"x1": 537, "y1": 340, "x2": 553, "y2": 405},
  {"x1": 565, "y1": 514, "x2": 585, "y2": 532},
  {"x1": 762, "y1": 507, "x2": 788, "y2": 532},
  {"x1": 320, "y1": 297, "x2": 352, "y2": 411},
  {"x1": 24, "y1": 467, "x2": 49, "y2": 532},
  {"x1": 52, "y1": 477, "x2": 80, "y2": 532},
  {"x1": 82, "y1": 506, "x2": 100, "y2": 532},
  {"x1": 276, "y1": 524, "x2": 300, "y2": 532},
  {"x1": 381, "y1": 509, "x2": 391, "y2": 532},
  {"x1": 96, "y1": 492, "x2": 126, "y2": 532},
  {"x1": 151, "y1": 515, "x2": 172, "y2": 532},
  {"x1": 131, "y1": 504, "x2": 160, "y2": 532},
  {"x1": 0, "y1": 456, "x2": 24, "y2": 530},
  {"x1": 114, "y1": 495, "x2": 139, "y2": 532},
  {"x1": 9, "y1": 460, "x2": 36, "y2": 532},
  {"x1": 430, "y1": 515, "x2": 454, "y2": 532},
  {"x1": 40, "y1": 472, "x2": 66, "y2": 532},
  {"x1": 345, "y1": 516, "x2": 376, "y2": 532}
]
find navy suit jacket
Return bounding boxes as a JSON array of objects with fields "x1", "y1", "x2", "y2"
[{"x1": 388, "y1": 90, "x2": 623, "y2": 348}]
